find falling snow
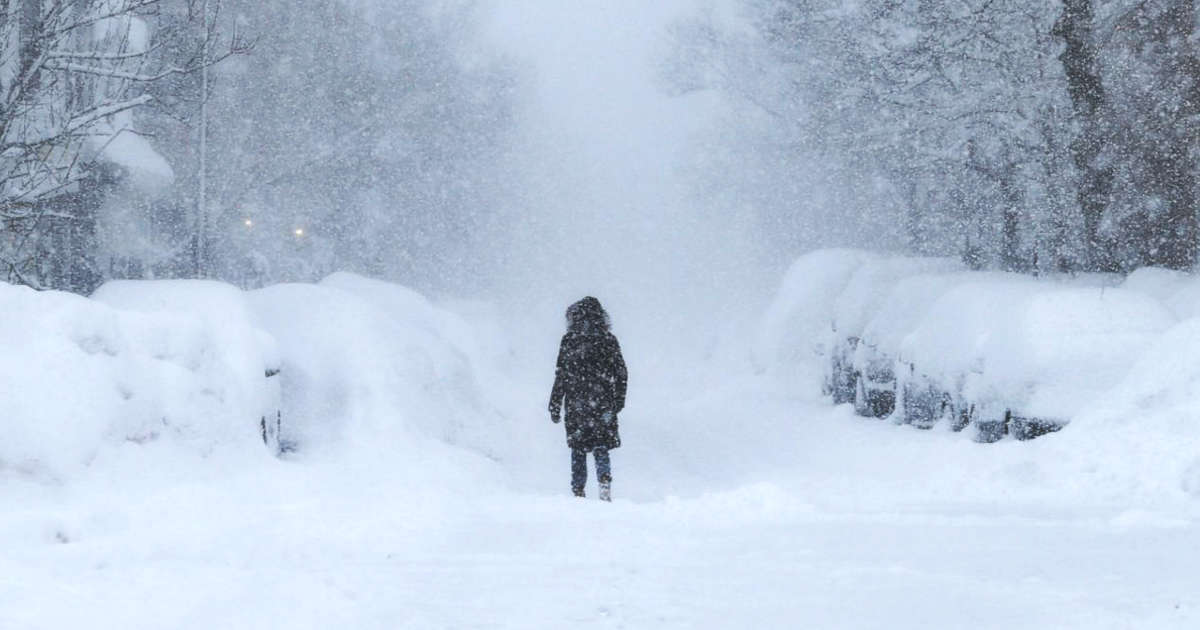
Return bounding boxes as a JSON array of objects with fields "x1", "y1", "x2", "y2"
[{"x1": 2, "y1": 1, "x2": 1200, "y2": 628}]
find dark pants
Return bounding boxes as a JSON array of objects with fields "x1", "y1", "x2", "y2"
[{"x1": 571, "y1": 448, "x2": 611, "y2": 492}]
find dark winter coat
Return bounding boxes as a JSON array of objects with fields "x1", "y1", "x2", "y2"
[{"x1": 549, "y1": 299, "x2": 628, "y2": 452}]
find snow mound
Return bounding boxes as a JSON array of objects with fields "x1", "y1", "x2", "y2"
[
  {"x1": 1069, "y1": 318, "x2": 1200, "y2": 500},
  {"x1": 0, "y1": 281, "x2": 270, "y2": 482},
  {"x1": 248, "y1": 273, "x2": 507, "y2": 461},
  {"x1": 0, "y1": 274, "x2": 506, "y2": 485},
  {"x1": 768, "y1": 248, "x2": 1200, "y2": 505},
  {"x1": 1120, "y1": 266, "x2": 1191, "y2": 305}
]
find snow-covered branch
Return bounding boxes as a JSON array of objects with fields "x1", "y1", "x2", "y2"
[
  {"x1": 44, "y1": 61, "x2": 188, "y2": 82},
  {"x1": 48, "y1": 45, "x2": 165, "y2": 62}
]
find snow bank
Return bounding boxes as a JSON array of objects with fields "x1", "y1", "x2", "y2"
[
  {"x1": 1120, "y1": 266, "x2": 1191, "y2": 305},
  {"x1": 247, "y1": 273, "x2": 507, "y2": 461},
  {"x1": 0, "y1": 274, "x2": 506, "y2": 485},
  {"x1": 1062, "y1": 319, "x2": 1200, "y2": 498},
  {"x1": 765, "y1": 249, "x2": 1200, "y2": 503},
  {"x1": 92, "y1": 279, "x2": 280, "y2": 422},
  {"x1": 0, "y1": 281, "x2": 269, "y2": 482}
]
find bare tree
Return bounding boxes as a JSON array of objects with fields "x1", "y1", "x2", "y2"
[
  {"x1": 0, "y1": 0, "x2": 246, "y2": 289},
  {"x1": 669, "y1": 0, "x2": 1074, "y2": 270}
]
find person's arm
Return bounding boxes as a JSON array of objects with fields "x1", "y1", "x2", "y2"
[
  {"x1": 611, "y1": 336, "x2": 628, "y2": 412},
  {"x1": 549, "y1": 336, "x2": 568, "y2": 423}
]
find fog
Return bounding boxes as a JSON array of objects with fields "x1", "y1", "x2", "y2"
[{"x1": 478, "y1": 1, "x2": 771, "y2": 357}]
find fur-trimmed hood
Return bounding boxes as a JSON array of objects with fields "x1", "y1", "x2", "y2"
[{"x1": 565, "y1": 296, "x2": 610, "y2": 335}]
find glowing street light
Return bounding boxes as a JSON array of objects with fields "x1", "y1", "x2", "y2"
[
  {"x1": 243, "y1": 219, "x2": 253, "y2": 228},
  {"x1": 293, "y1": 228, "x2": 305, "y2": 237}
]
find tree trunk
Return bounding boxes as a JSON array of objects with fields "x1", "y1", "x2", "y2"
[
  {"x1": 1054, "y1": 0, "x2": 1114, "y2": 271},
  {"x1": 1160, "y1": 0, "x2": 1199, "y2": 269},
  {"x1": 194, "y1": 0, "x2": 212, "y2": 278},
  {"x1": 19, "y1": 0, "x2": 43, "y2": 95},
  {"x1": 999, "y1": 164, "x2": 1024, "y2": 272}
]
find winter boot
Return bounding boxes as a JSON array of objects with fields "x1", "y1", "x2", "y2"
[
  {"x1": 598, "y1": 479, "x2": 611, "y2": 502},
  {"x1": 572, "y1": 486, "x2": 585, "y2": 498}
]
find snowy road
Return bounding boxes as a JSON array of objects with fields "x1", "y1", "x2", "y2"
[
  {"x1": 4, "y1": 480, "x2": 1196, "y2": 628},
  {"x1": 3, "y1": 371, "x2": 1198, "y2": 629}
]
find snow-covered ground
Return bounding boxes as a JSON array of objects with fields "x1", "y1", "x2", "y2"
[{"x1": 2, "y1": 266, "x2": 1198, "y2": 628}]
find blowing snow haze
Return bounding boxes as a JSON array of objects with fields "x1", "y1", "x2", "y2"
[
  {"x1": 482, "y1": 0, "x2": 766, "y2": 349},
  {"x1": 7, "y1": 2, "x2": 1200, "y2": 628}
]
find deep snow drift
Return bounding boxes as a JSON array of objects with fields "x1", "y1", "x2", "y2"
[
  {"x1": 2, "y1": 267, "x2": 1198, "y2": 628},
  {"x1": 1, "y1": 275, "x2": 512, "y2": 485}
]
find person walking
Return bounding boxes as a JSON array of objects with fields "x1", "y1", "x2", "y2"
[{"x1": 548, "y1": 297, "x2": 628, "y2": 501}]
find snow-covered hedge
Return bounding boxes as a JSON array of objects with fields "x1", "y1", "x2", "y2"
[
  {"x1": 760, "y1": 249, "x2": 1190, "y2": 443},
  {"x1": 0, "y1": 274, "x2": 500, "y2": 483}
]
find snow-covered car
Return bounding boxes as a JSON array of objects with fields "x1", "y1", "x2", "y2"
[
  {"x1": 902, "y1": 279, "x2": 1170, "y2": 441},
  {"x1": 90, "y1": 280, "x2": 289, "y2": 455}
]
